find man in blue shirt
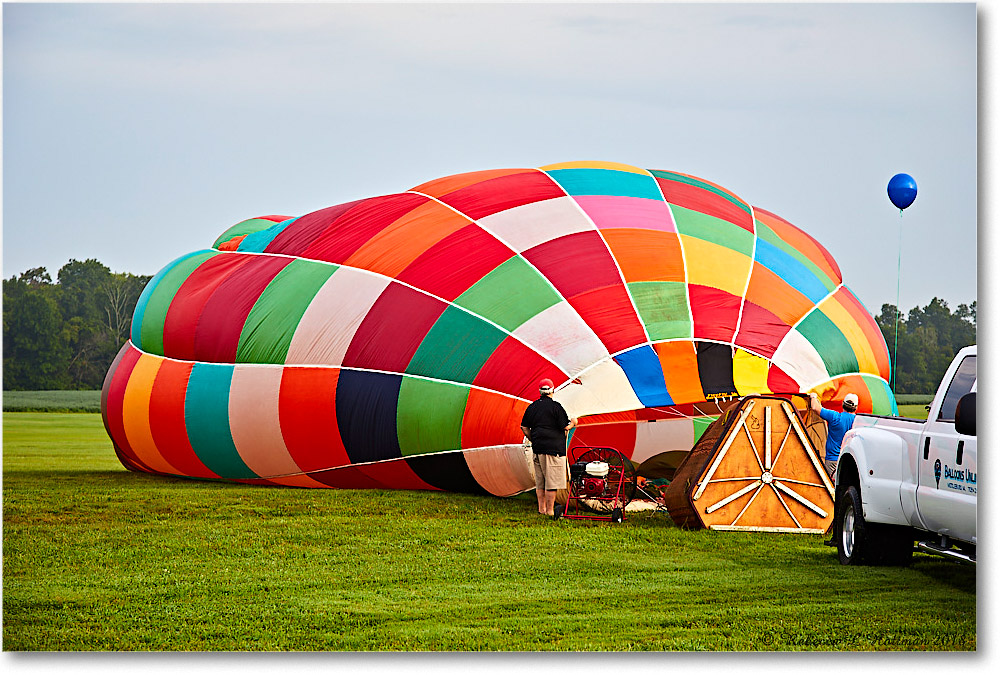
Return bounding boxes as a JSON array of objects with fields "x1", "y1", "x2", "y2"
[
  {"x1": 810, "y1": 392, "x2": 858, "y2": 478},
  {"x1": 811, "y1": 392, "x2": 858, "y2": 547}
]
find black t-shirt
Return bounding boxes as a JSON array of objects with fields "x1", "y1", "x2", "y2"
[{"x1": 521, "y1": 396, "x2": 571, "y2": 456}]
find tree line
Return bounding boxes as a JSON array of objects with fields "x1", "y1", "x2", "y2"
[
  {"x1": 2, "y1": 260, "x2": 977, "y2": 394},
  {"x1": 3, "y1": 260, "x2": 150, "y2": 390},
  {"x1": 875, "y1": 298, "x2": 976, "y2": 394}
]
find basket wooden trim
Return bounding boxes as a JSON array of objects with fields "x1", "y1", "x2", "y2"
[{"x1": 664, "y1": 396, "x2": 835, "y2": 533}]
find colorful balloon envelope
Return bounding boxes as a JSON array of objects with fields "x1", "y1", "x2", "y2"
[{"x1": 102, "y1": 161, "x2": 896, "y2": 495}]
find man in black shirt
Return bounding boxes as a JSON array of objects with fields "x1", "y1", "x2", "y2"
[{"x1": 520, "y1": 378, "x2": 576, "y2": 516}]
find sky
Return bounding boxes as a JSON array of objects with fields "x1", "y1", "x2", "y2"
[{"x1": 2, "y1": 1, "x2": 981, "y2": 318}]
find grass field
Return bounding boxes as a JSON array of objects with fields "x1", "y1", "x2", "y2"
[
  {"x1": 2, "y1": 390, "x2": 102, "y2": 412},
  {"x1": 2, "y1": 412, "x2": 974, "y2": 651},
  {"x1": 897, "y1": 404, "x2": 929, "y2": 419},
  {"x1": 895, "y1": 394, "x2": 934, "y2": 406}
]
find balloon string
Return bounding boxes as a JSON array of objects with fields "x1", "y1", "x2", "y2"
[{"x1": 892, "y1": 213, "x2": 903, "y2": 395}]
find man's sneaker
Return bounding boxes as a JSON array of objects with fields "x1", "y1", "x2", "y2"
[{"x1": 824, "y1": 539, "x2": 836, "y2": 547}]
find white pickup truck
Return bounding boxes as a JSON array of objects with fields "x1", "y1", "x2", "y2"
[{"x1": 833, "y1": 345, "x2": 977, "y2": 565}]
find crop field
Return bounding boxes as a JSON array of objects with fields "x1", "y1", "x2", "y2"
[
  {"x1": 2, "y1": 390, "x2": 102, "y2": 412},
  {"x1": 2, "y1": 412, "x2": 975, "y2": 651}
]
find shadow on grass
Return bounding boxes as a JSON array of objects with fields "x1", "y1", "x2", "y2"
[
  {"x1": 910, "y1": 558, "x2": 977, "y2": 593},
  {"x1": 795, "y1": 541, "x2": 976, "y2": 591},
  {"x1": 6, "y1": 470, "x2": 275, "y2": 491}
]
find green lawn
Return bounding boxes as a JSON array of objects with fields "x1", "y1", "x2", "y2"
[
  {"x1": 897, "y1": 404, "x2": 929, "y2": 419},
  {"x1": 2, "y1": 390, "x2": 102, "y2": 412},
  {"x1": 2, "y1": 413, "x2": 975, "y2": 651}
]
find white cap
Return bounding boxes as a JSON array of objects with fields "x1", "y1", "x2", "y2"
[{"x1": 843, "y1": 393, "x2": 859, "y2": 408}]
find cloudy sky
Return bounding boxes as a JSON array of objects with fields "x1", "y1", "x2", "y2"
[{"x1": 2, "y1": 1, "x2": 980, "y2": 316}]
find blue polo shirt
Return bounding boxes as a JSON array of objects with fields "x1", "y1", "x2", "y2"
[{"x1": 819, "y1": 408, "x2": 856, "y2": 462}]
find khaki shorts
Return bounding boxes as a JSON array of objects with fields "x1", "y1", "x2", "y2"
[
  {"x1": 825, "y1": 459, "x2": 838, "y2": 478},
  {"x1": 533, "y1": 453, "x2": 567, "y2": 491}
]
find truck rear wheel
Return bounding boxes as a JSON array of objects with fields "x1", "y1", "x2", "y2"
[{"x1": 837, "y1": 485, "x2": 914, "y2": 566}]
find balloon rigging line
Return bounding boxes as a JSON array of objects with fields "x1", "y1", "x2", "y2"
[
  {"x1": 892, "y1": 209, "x2": 903, "y2": 394},
  {"x1": 730, "y1": 204, "x2": 761, "y2": 349}
]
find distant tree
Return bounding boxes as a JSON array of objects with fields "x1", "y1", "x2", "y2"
[
  {"x1": 3, "y1": 260, "x2": 150, "y2": 390},
  {"x1": 103, "y1": 272, "x2": 148, "y2": 347},
  {"x1": 2, "y1": 271, "x2": 71, "y2": 389},
  {"x1": 58, "y1": 259, "x2": 112, "y2": 324},
  {"x1": 956, "y1": 300, "x2": 977, "y2": 328},
  {"x1": 18, "y1": 267, "x2": 53, "y2": 286},
  {"x1": 876, "y1": 297, "x2": 976, "y2": 394}
]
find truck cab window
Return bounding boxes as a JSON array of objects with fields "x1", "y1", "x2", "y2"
[{"x1": 937, "y1": 355, "x2": 976, "y2": 422}]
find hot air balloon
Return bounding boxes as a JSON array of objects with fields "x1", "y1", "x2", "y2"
[{"x1": 102, "y1": 161, "x2": 896, "y2": 497}]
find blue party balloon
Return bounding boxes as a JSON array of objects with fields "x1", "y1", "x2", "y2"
[{"x1": 887, "y1": 173, "x2": 917, "y2": 210}]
